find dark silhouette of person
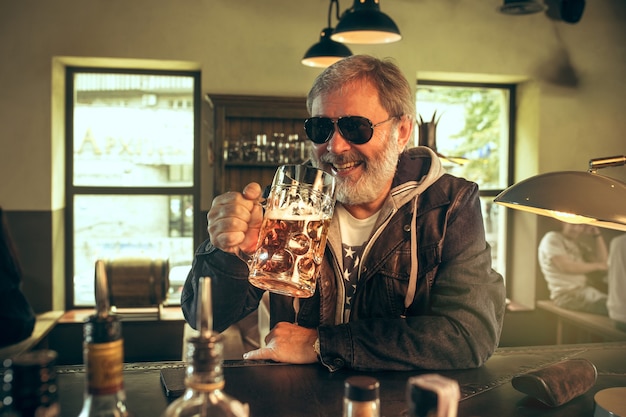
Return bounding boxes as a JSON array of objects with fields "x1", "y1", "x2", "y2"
[{"x1": 0, "y1": 208, "x2": 35, "y2": 347}]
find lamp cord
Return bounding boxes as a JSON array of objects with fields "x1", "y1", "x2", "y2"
[{"x1": 328, "y1": 0, "x2": 341, "y2": 28}]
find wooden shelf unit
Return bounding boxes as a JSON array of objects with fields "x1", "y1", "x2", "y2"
[{"x1": 207, "y1": 94, "x2": 310, "y2": 195}]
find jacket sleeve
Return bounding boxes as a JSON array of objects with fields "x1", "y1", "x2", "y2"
[
  {"x1": 180, "y1": 239, "x2": 264, "y2": 332},
  {"x1": 318, "y1": 180, "x2": 507, "y2": 371}
]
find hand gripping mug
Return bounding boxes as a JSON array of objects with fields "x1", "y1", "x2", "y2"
[{"x1": 248, "y1": 165, "x2": 336, "y2": 298}]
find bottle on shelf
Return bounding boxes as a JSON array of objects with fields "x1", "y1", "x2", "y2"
[
  {"x1": 342, "y1": 376, "x2": 380, "y2": 417},
  {"x1": 223, "y1": 131, "x2": 306, "y2": 165},
  {"x1": 77, "y1": 260, "x2": 130, "y2": 417},
  {"x1": 0, "y1": 350, "x2": 60, "y2": 417},
  {"x1": 160, "y1": 277, "x2": 249, "y2": 417}
]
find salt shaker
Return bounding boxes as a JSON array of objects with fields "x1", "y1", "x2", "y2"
[{"x1": 406, "y1": 374, "x2": 460, "y2": 417}]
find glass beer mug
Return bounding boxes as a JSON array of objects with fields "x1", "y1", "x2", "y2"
[{"x1": 247, "y1": 164, "x2": 336, "y2": 298}]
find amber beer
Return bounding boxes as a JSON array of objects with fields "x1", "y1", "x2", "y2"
[
  {"x1": 249, "y1": 215, "x2": 331, "y2": 297},
  {"x1": 247, "y1": 165, "x2": 335, "y2": 298}
]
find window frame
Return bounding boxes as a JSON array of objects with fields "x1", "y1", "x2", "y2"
[
  {"x1": 64, "y1": 67, "x2": 202, "y2": 310},
  {"x1": 416, "y1": 79, "x2": 516, "y2": 283}
]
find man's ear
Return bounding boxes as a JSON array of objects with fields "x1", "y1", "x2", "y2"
[{"x1": 397, "y1": 115, "x2": 414, "y2": 150}]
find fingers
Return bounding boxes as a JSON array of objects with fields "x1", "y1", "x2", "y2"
[
  {"x1": 243, "y1": 322, "x2": 318, "y2": 364},
  {"x1": 207, "y1": 196, "x2": 253, "y2": 252},
  {"x1": 243, "y1": 347, "x2": 277, "y2": 361},
  {"x1": 206, "y1": 183, "x2": 264, "y2": 254},
  {"x1": 242, "y1": 182, "x2": 263, "y2": 202}
]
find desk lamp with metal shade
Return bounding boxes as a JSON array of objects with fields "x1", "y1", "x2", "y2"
[
  {"x1": 494, "y1": 155, "x2": 626, "y2": 232},
  {"x1": 494, "y1": 154, "x2": 626, "y2": 417}
]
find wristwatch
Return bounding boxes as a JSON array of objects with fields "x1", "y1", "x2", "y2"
[{"x1": 313, "y1": 338, "x2": 321, "y2": 359}]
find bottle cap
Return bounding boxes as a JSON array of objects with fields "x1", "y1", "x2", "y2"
[{"x1": 344, "y1": 376, "x2": 380, "y2": 402}]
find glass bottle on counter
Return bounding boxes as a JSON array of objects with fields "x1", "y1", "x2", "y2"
[
  {"x1": 0, "y1": 350, "x2": 60, "y2": 417},
  {"x1": 342, "y1": 376, "x2": 380, "y2": 417},
  {"x1": 160, "y1": 277, "x2": 249, "y2": 417},
  {"x1": 77, "y1": 260, "x2": 130, "y2": 417}
]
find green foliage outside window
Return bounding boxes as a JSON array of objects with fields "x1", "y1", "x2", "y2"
[{"x1": 416, "y1": 84, "x2": 509, "y2": 190}]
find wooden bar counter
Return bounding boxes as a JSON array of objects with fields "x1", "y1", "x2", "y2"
[{"x1": 42, "y1": 342, "x2": 626, "y2": 416}]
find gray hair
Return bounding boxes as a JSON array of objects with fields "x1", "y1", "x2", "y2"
[{"x1": 306, "y1": 55, "x2": 415, "y2": 121}]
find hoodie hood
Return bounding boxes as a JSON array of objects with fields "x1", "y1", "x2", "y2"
[{"x1": 390, "y1": 146, "x2": 447, "y2": 210}]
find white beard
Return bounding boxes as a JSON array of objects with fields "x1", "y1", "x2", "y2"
[{"x1": 311, "y1": 130, "x2": 400, "y2": 206}]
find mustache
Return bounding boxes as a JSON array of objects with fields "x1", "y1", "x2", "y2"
[{"x1": 320, "y1": 151, "x2": 362, "y2": 165}]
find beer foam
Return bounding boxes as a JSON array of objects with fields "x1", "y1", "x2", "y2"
[{"x1": 265, "y1": 208, "x2": 330, "y2": 221}]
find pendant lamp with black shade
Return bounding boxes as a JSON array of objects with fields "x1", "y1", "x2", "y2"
[
  {"x1": 331, "y1": 0, "x2": 401, "y2": 44},
  {"x1": 302, "y1": 0, "x2": 353, "y2": 68}
]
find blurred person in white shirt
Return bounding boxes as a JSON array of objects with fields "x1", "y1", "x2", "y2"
[
  {"x1": 538, "y1": 222, "x2": 608, "y2": 315},
  {"x1": 607, "y1": 233, "x2": 626, "y2": 331}
]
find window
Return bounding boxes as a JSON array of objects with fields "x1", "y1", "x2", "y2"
[
  {"x1": 416, "y1": 81, "x2": 514, "y2": 279},
  {"x1": 66, "y1": 68, "x2": 200, "y2": 307}
]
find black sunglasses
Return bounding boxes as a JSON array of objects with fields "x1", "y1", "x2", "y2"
[{"x1": 304, "y1": 116, "x2": 397, "y2": 145}]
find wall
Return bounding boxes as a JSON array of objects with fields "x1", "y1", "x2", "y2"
[{"x1": 0, "y1": 0, "x2": 625, "y2": 317}]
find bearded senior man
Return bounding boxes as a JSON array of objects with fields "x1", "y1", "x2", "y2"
[{"x1": 181, "y1": 55, "x2": 506, "y2": 372}]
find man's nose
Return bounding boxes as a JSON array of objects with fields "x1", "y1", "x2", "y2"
[{"x1": 326, "y1": 125, "x2": 352, "y2": 153}]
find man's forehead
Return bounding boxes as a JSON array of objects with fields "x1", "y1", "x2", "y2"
[{"x1": 312, "y1": 82, "x2": 382, "y2": 114}]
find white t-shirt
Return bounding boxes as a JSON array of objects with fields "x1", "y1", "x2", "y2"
[
  {"x1": 538, "y1": 231, "x2": 587, "y2": 299},
  {"x1": 335, "y1": 205, "x2": 378, "y2": 323},
  {"x1": 607, "y1": 234, "x2": 626, "y2": 323}
]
